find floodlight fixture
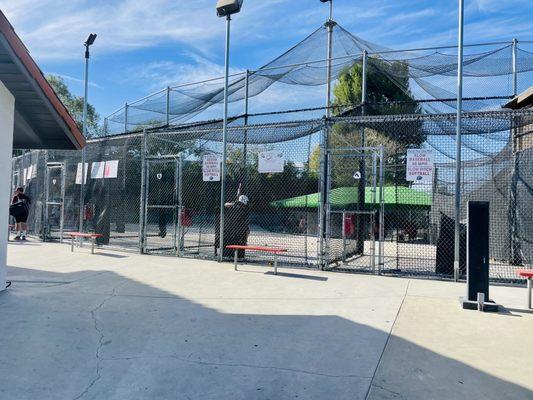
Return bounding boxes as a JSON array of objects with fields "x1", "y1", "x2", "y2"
[
  {"x1": 85, "y1": 33, "x2": 97, "y2": 46},
  {"x1": 216, "y1": 0, "x2": 243, "y2": 18}
]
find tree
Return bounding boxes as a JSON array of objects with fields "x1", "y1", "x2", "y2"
[
  {"x1": 47, "y1": 75, "x2": 101, "y2": 138},
  {"x1": 329, "y1": 58, "x2": 425, "y2": 186}
]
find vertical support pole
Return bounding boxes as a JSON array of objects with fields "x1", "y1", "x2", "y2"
[
  {"x1": 175, "y1": 156, "x2": 182, "y2": 256},
  {"x1": 103, "y1": 118, "x2": 108, "y2": 135},
  {"x1": 139, "y1": 128, "x2": 147, "y2": 253},
  {"x1": 218, "y1": 15, "x2": 232, "y2": 262},
  {"x1": 319, "y1": 7, "x2": 335, "y2": 269},
  {"x1": 124, "y1": 103, "x2": 129, "y2": 134},
  {"x1": 512, "y1": 38, "x2": 518, "y2": 97},
  {"x1": 454, "y1": 0, "x2": 465, "y2": 283},
  {"x1": 166, "y1": 86, "x2": 171, "y2": 126},
  {"x1": 80, "y1": 47, "x2": 90, "y2": 236},
  {"x1": 356, "y1": 50, "x2": 368, "y2": 256},
  {"x1": 59, "y1": 163, "x2": 66, "y2": 243},
  {"x1": 342, "y1": 210, "x2": 347, "y2": 262},
  {"x1": 379, "y1": 147, "x2": 385, "y2": 274},
  {"x1": 371, "y1": 153, "x2": 377, "y2": 273},
  {"x1": 243, "y1": 70, "x2": 250, "y2": 193}
]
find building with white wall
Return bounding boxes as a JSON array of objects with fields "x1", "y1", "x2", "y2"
[{"x1": 0, "y1": 10, "x2": 84, "y2": 291}]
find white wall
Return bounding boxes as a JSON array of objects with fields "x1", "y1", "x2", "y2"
[{"x1": 0, "y1": 81, "x2": 15, "y2": 292}]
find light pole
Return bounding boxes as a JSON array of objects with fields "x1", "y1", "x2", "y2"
[
  {"x1": 319, "y1": 0, "x2": 334, "y2": 268},
  {"x1": 79, "y1": 33, "x2": 97, "y2": 235},
  {"x1": 454, "y1": 1, "x2": 464, "y2": 282},
  {"x1": 216, "y1": 0, "x2": 243, "y2": 262}
]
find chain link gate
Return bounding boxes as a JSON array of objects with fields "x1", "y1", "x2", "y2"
[
  {"x1": 44, "y1": 162, "x2": 66, "y2": 242},
  {"x1": 325, "y1": 147, "x2": 385, "y2": 272},
  {"x1": 141, "y1": 157, "x2": 181, "y2": 254}
]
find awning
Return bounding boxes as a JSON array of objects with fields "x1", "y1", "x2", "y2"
[
  {"x1": 0, "y1": 11, "x2": 84, "y2": 150},
  {"x1": 270, "y1": 186, "x2": 432, "y2": 209}
]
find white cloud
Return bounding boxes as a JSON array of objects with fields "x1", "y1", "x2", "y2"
[{"x1": 0, "y1": 0, "x2": 222, "y2": 60}]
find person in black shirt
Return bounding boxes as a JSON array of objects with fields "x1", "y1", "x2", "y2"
[{"x1": 10, "y1": 187, "x2": 31, "y2": 241}]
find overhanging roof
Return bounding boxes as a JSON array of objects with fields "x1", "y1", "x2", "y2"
[
  {"x1": 0, "y1": 11, "x2": 85, "y2": 150},
  {"x1": 504, "y1": 86, "x2": 533, "y2": 110}
]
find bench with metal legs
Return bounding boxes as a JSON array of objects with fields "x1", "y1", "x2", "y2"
[
  {"x1": 226, "y1": 245, "x2": 287, "y2": 275},
  {"x1": 517, "y1": 269, "x2": 533, "y2": 309},
  {"x1": 65, "y1": 232, "x2": 103, "y2": 254}
]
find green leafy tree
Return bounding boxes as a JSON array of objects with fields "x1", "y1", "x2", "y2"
[
  {"x1": 329, "y1": 58, "x2": 425, "y2": 186},
  {"x1": 47, "y1": 75, "x2": 101, "y2": 138}
]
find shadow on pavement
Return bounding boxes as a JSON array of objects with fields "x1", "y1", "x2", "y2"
[{"x1": 0, "y1": 265, "x2": 531, "y2": 400}]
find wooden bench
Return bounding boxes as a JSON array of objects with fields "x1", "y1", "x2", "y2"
[
  {"x1": 517, "y1": 269, "x2": 533, "y2": 309},
  {"x1": 226, "y1": 245, "x2": 287, "y2": 274},
  {"x1": 65, "y1": 232, "x2": 103, "y2": 254}
]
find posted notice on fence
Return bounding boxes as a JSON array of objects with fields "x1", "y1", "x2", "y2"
[
  {"x1": 258, "y1": 150, "x2": 284, "y2": 174},
  {"x1": 407, "y1": 149, "x2": 434, "y2": 183},
  {"x1": 104, "y1": 160, "x2": 119, "y2": 179},
  {"x1": 203, "y1": 154, "x2": 221, "y2": 182},
  {"x1": 91, "y1": 162, "x2": 106, "y2": 179},
  {"x1": 75, "y1": 163, "x2": 89, "y2": 184}
]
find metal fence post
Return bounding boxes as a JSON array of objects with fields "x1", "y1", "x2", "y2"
[
  {"x1": 378, "y1": 146, "x2": 385, "y2": 274},
  {"x1": 512, "y1": 38, "x2": 518, "y2": 97},
  {"x1": 166, "y1": 86, "x2": 171, "y2": 126},
  {"x1": 124, "y1": 103, "x2": 129, "y2": 134},
  {"x1": 176, "y1": 155, "x2": 183, "y2": 257},
  {"x1": 218, "y1": 14, "x2": 232, "y2": 263},
  {"x1": 243, "y1": 69, "x2": 250, "y2": 192},
  {"x1": 356, "y1": 49, "x2": 368, "y2": 256},
  {"x1": 138, "y1": 128, "x2": 147, "y2": 253},
  {"x1": 319, "y1": 9, "x2": 335, "y2": 269},
  {"x1": 454, "y1": 0, "x2": 465, "y2": 282},
  {"x1": 103, "y1": 118, "x2": 108, "y2": 135}
]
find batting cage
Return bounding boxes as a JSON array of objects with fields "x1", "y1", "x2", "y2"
[{"x1": 10, "y1": 20, "x2": 533, "y2": 284}]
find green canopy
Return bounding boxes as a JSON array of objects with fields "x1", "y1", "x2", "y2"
[{"x1": 270, "y1": 186, "x2": 432, "y2": 209}]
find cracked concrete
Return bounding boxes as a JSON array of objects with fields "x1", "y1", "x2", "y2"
[{"x1": 1, "y1": 241, "x2": 532, "y2": 399}]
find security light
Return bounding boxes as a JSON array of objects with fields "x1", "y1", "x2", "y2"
[
  {"x1": 216, "y1": 0, "x2": 243, "y2": 17},
  {"x1": 85, "y1": 33, "x2": 97, "y2": 46}
]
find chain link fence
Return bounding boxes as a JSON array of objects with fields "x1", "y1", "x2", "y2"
[{"x1": 11, "y1": 109, "x2": 533, "y2": 284}]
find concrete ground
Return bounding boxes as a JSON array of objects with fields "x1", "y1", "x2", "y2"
[{"x1": 1, "y1": 240, "x2": 532, "y2": 400}]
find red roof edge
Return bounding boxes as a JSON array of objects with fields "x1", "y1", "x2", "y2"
[{"x1": 0, "y1": 10, "x2": 85, "y2": 149}]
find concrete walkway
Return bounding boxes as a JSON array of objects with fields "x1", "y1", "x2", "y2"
[{"x1": 1, "y1": 240, "x2": 532, "y2": 400}]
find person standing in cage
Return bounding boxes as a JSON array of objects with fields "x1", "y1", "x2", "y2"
[
  {"x1": 10, "y1": 187, "x2": 31, "y2": 241},
  {"x1": 215, "y1": 184, "x2": 250, "y2": 258}
]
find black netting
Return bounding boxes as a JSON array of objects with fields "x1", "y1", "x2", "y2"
[{"x1": 103, "y1": 23, "x2": 533, "y2": 134}]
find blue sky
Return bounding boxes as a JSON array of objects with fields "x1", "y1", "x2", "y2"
[{"x1": 1, "y1": 0, "x2": 532, "y2": 122}]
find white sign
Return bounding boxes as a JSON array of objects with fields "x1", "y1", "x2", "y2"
[
  {"x1": 91, "y1": 162, "x2": 105, "y2": 179},
  {"x1": 31, "y1": 164, "x2": 37, "y2": 179},
  {"x1": 353, "y1": 171, "x2": 361, "y2": 180},
  {"x1": 407, "y1": 149, "x2": 434, "y2": 183},
  {"x1": 25, "y1": 165, "x2": 33, "y2": 182},
  {"x1": 258, "y1": 150, "x2": 284, "y2": 174},
  {"x1": 104, "y1": 160, "x2": 119, "y2": 179},
  {"x1": 75, "y1": 163, "x2": 89, "y2": 184},
  {"x1": 203, "y1": 154, "x2": 221, "y2": 182}
]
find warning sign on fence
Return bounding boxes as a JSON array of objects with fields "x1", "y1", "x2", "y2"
[
  {"x1": 406, "y1": 149, "x2": 434, "y2": 183},
  {"x1": 203, "y1": 154, "x2": 221, "y2": 182},
  {"x1": 75, "y1": 163, "x2": 88, "y2": 184},
  {"x1": 258, "y1": 150, "x2": 284, "y2": 174}
]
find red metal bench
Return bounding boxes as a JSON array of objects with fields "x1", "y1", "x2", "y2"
[
  {"x1": 226, "y1": 245, "x2": 287, "y2": 274},
  {"x1": 65, "y1": 232, "x2": 103, "y2": 254},
  {"x1": 517, "y1": 269, "x2": 533, "y2": 309}
]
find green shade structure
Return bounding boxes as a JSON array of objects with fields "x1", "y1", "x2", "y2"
[{"x1": 270, "y1": 186, "x2": 432, "y2": 209}]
